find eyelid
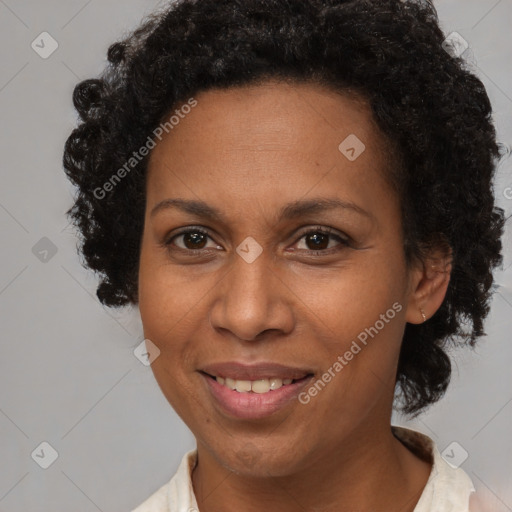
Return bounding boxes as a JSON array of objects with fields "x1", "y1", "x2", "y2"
[
  {"x1": 163, "y1": 224, "x2": 351, "y2": 254},
  {"x1": 295, "y1": 225, "x2": 350, "y2": 243},
  {"x1": 164, "y1": 225, "x2": 218, "y2": 249},
  {"x1": 290, "y1": 226, "x2": 351, "y2": 254}
]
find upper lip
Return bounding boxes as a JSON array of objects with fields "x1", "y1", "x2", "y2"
[{"x1": 200, "y1": 362, "x2": 314, "y2": 381}]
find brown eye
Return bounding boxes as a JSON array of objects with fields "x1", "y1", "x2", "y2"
[
  {"x1": 165, "y1": 227, "x2": 220, "y2": 253},
  {"x1": 295, "y1": 227, "x2": 350, "y2": 254},
  {"x1": 180, "y1": 231, "x2": 208, "y2": 250},
  {"x1": 304, "y1": 232, "x2": 330, "y2": 250}
]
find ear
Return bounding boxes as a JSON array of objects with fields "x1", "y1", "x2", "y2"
[{"x1": 404, "y1": 246, "x2": 453, "y2": 325}]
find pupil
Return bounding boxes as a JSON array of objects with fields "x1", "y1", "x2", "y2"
[
  {"x1": 185, "y1": 232, "x2": 207, "y2": 249},
  {"x1": 307, "y1": 233, "x2": 328, "y2": 250}
]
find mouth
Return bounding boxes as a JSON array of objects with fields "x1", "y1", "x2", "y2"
[
  {"x1": 200, "y1": 372, "x2": 312, "y2": 393},
  {"x1": 198, "y1": 361, "x2": 315, "y2": 420}
]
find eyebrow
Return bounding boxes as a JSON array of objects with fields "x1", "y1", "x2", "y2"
[{"x1": 150, "y1": 197, "x2": 374, "y2": 222}]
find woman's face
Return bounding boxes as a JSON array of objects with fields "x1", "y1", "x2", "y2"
[{"x1": 138, "y1": 80, "x2": 421, "y2": 476}]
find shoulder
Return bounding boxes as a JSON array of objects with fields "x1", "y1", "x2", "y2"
[
  {"x1": 131, "y1": 481, "x2": 169, "y2": 512},
  {"x1": 130, "y1": 449, "x2": 198, "y2": 512},
  {"x1": 392, "y1": 426, "x2": 475, "y2": 512}
]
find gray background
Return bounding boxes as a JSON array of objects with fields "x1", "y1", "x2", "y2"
[{"x1": 0, "y1": 1, "x2": 511, "y2": 510}]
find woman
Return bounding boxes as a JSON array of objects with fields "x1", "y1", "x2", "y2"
[{"x1": 63, "y1": 0, "x2": 506, "y2": 510}]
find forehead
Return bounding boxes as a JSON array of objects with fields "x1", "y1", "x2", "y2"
[
  {"x1": 146, "y1": 80, "x2": 393, "y2": 217},
  {"x1": 151, "y1": 80, "x2": 379, "y2": 152}
]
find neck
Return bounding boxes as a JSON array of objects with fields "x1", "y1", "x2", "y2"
[{"x1": 191, "y1": 426, "x2": 431, "y2": 512}]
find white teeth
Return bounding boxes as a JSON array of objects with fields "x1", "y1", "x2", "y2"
[
  {"x1": 269, "y1": 378, "x2": 283, "y2": 390},
  {"x1": 225, "y1": 377, "x2": 236, "y2": 390},
  {"x1": 235, "y1": 380, "x2": 252, "y2": 392},
  {"x1": 252, "y1": 379, "x2": 271, "y2": 394},
  {"x1": 215, "y1": 376, "x2": 298, "y2": 393}
]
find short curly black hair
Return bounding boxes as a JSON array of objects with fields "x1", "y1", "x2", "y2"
[{"x1": 63, "y1": 0, "x2": 506, "y2": 416}]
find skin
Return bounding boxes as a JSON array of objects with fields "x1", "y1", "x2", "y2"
[{"x1": 138, "y1": 80, "x2": 452, "y2": 512}]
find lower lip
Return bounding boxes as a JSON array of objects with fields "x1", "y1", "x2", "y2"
[{"x1": 201, "y1": 372, "x2": 314, "y2": 420}]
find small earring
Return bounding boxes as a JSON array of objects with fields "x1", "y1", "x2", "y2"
[{"x1": 420, "y1": 308, "x2": 427, "y2": 322}]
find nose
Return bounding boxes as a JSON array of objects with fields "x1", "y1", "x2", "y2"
[{"x1": 208, "y1": 249, "x2": 295, "y2": 342}]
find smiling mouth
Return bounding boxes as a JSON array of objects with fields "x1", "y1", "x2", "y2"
[{"x1": 201, "y1": 372, "x2": 313, "y2": 394}]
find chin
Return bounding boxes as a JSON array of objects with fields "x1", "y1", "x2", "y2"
[{"x1": 212, "y1": 440, "x2": 305, "y2": 478}]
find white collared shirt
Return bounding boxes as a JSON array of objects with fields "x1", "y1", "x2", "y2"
[{"x1": 131, "y1": 426, "x2": 475, "y2": 512}]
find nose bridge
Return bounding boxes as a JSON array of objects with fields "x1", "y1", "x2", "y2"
[
  {"x1": 226, "y1": 241, "x2": 273, "y2": 315},
  {"x1": 227, "y1": 230, "x2": 273, "y2": 302},
  {"x1": 209, "y1": 245, "x2": 292, "y2": 340}
]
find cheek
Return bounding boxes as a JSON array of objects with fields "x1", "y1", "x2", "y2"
[
  {"x1": 289, "y1": 253, "x2": 405, "y2": 338},
  {"x1": 291, "y1": 256, "x2": 407, "y2": 409},
  {"x1": 138, "y1": 246, "x2": 204, "y2": 339},
  {"x1": 137, "y1": 247, "x2": 214, "y2": 393},
  {"x1": 138, "y1": 258, "x2": 202, "y2": 416},
  {"x1": 303, "y1": 310, "x2": 405, "y2": 438}
]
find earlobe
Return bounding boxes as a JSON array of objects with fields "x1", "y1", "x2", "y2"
[{"x1": 405, "y1": 255, "x2": 453, "y2": 325}]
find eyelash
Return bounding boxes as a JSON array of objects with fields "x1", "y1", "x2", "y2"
[{"x1": 163, "y1": 225, "x2": 351, "y2": 257}]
